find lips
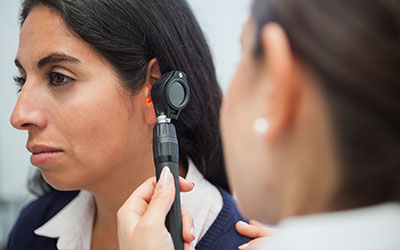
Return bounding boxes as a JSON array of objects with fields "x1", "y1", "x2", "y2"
[{"x1": 27, "y1": 144, "x2": 64, "y2": 166}]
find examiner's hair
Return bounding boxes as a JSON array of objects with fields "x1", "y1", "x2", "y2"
[
  {"x1": 252, "y1": 0, "x2": 400, "y2": 208},
  {"x1": 20, "y1": 0, "x2": 229, "y2": 195}
]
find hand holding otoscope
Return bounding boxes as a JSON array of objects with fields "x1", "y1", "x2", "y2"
[
  {"x1": 151, "y1": 71, "x2": 190, "y2": 250},
  {"x1": 117, "y1": 71, "x2": 192, "y2": 250}
]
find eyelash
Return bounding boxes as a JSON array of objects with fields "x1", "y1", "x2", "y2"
[
  {"x1": 13, "y1": 76, "x2": 25, "y2": 92},
  {"x1": 13, "y1": 72, "x2": 75, "y2": 92}
]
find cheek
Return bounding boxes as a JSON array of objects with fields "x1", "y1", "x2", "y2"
[
  {"x1": 42, "y1": 88, "x2": 146, "y2": 190},
  {"x1": 58, "y1": 83, "x2": 139, "y2": 167},
  {"x1": 222, "y1": 59, "x2": 281, "y2": 223},
  {"x1": 222, "y1": 63, "x2": 262, "y2": 201},
  {"x1": 222, "y1": 62, "x2": 260, "y2": 161},
  {"x1": 221, "y1": 61, "x2": 252, "y2": 141},
  {"x1": 221, "y1": 67, "x2": 247, "y2": 167}
]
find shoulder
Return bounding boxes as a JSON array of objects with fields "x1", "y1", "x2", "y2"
[
  {"x1": 196, "y1": 187, "x2": 251, "y2": 250},
  {"x1": 7, "y1": 190, "x2": 79, "y2": 250}
]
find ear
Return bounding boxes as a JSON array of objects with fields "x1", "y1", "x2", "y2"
[
  {"x1": 261, "y1": 23, "x2": 301, "y2": 143},
  {"x1": 142, "y1": 58, "x2": 161, "y2": 125}
]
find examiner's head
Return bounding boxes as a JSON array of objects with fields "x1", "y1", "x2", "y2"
[
  {"x1": 12, "y1": 0, "x2": 228, "y2": 194},
  {"x1": 221, "y1": 0, "x2": 400, "y2": 224}
]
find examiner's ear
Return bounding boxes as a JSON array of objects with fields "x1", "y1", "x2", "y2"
[
  {"x1": 261, "y1": 23, "x2": 300, "y2": 143},
  {"x1": 143, "y1": 58, "x2": 161, "y2": 125}
]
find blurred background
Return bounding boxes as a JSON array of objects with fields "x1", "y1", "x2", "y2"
[{"x1": 0, "y1": 0, "x2": 250, "y2": 248}]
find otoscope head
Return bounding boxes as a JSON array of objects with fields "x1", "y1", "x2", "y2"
[{"x1": 151, "y1": 71, "x2": 190, "y2": 121}]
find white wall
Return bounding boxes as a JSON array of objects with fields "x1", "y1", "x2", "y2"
[
  {"x1": 187, "y1": 0, "x2": 251, "y2": 91},
  {"x1": 0, "y1": 0, "x2": 33, "y2": 199},
  {"x1": 0, "y1": 0, "x2": 251, "y2": 199}
]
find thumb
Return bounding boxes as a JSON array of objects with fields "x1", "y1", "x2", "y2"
[{"x1": 142, "y1": 167, "x2": 176, "y2": 224}]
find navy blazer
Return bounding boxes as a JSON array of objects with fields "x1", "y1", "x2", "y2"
[{"x1": 7, "y1": 187, "x2": 250, "y2": 249}]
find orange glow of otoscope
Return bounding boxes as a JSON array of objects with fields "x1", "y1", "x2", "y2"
[{"x1": 146, "y1": 87, "x2": 152, "y2": 104}]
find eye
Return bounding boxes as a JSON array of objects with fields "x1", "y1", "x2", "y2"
[
  {"x1": 46, "y1": 72, "x2": 75, "y2": 86},
  {"x1": 13, "y1": 75, "x2": 26, "y2": 93}
]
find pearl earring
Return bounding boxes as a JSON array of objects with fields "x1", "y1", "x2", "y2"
[{"x1": 253, "y1": 118, "x2": 269, "y2": 135}]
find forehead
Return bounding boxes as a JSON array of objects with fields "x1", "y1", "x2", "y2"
[{"x1": 17, "y1": 6, "x2": 99, "y2": 66}]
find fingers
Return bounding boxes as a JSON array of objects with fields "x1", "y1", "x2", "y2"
[
  {"x1": 120, "y1": 174, "x2": 192, "y2": 213},
  {"x1": 121, "y1": 177, "x2": 156, "y2": 209},
  {"x1": 141, "y1": 167, "x2": 176, "y2": 224},
  {"x1": 118, "y1": 169, "x2": 194, "y2": 231},
  {"x1": 181, "y1": 205, "x2": 195, "y2": 243},
  {"x1": 179, "y1": 176, "x2": 195, "y2": 192},
  {"x1": 238, "y1": 238, "x2": 267, "y2": 250},
  {"x1": 182, "y1": 205, "x2": 195, "y2": 250},
  {"x1": 117, "y1": 177, "x2": 157, "y2": 231},
  {"x1": 236, "y1": 220, "x2": 275, "y2": 239},
  {"x1": 117, "y1": 168, "x2": 196, "y2": 250},
  {"x1": 184, "y1": 242, "x2": 195, "y2": 250},
  {"x1": 249, "y1": 219, "x2": 265, "y2": 227},
  {"x1": 117, "y1": 177, "x2": 160, "y2": 250}
]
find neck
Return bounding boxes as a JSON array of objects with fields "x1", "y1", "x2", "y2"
[
  {"x1": 279, "y1": 81, "x2": 341, "y2": 220},
  {"x1": 88, "y1": 155, "x2": 188, "y2": 250},
  {"x1": 88, "y1": 149, "x2": 154, "y2": 249}
]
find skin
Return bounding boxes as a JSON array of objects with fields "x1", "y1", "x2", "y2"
[
  {"x1": 236, "y1": 220, "x2": 277, "y2": 249},
  {"x1": 116, "y1": 18, "x2": 342, "y2": 249},
  {"x1": 117, "y1": 169, "x2": 195, "y2": 250},
  {"x1": 12, "y1": 6, "x2": 342, "y2": 249},
  {"x1": 11, "y1": 6, "x2": 188, "y2": 249},
  {"x1": 220, "y1": 19, "x2": 340, "y2": 225}
]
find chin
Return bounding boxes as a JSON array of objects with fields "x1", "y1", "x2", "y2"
[{"x1": 41, "y1": 170, "x2": 83, "y2": 191}]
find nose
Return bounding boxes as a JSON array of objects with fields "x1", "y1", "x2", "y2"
[{"x1": 10, "y1": 84, "x2": 48, "y2": 130}]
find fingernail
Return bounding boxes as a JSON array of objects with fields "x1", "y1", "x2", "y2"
[
  {"x1": 158, "y1": 167, "x2": 171, "y2": 186},
  {"x1": 238, "y1": 243, "x2": 250, "y2": 249},
  {"x1": 238, "y1": 221, "x2": 249, "y2": 227}
]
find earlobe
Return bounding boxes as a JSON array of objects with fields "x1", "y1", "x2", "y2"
[
  {"x1": 142, "y1": 86, "x2": 156, "y2": 125},
  {"x1": 261, "y1": 23, "x2": 299, "y2": 143}
]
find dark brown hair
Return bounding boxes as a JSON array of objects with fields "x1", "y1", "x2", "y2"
[
  {"x1": 20, "y1": 0, "x2": 229, "y2": 195},
  {"x1": 252, "y1": 0, "x2": 400, "y2": 208}
]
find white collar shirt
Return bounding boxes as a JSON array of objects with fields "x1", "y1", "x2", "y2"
[
  {"x1": 34, "y1": 160, "x2": 223, "y2": 249},
  {"x1": 258, "y1": 202, "x2": 400, "y2": 250}
]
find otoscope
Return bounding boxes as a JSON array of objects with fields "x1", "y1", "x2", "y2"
[{"x1": 151, "y1": 71, "x2": 190, "y2": 250}]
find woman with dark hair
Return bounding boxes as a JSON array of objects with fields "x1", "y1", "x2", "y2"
[
  {"x1": 6, "y1": 0, "x2": 250, "y2": 249},
  {"x1": 116, "y1": 0, "x2": 400, "y2": 249}
]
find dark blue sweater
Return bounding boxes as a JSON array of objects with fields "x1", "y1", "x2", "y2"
[{"x1": 7, "y1": 187, "x2": 250, "y2": 250}]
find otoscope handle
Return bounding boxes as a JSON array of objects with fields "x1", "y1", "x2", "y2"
[{"x1": 153, "y1": 122, "x2": 184, "y2": 250}]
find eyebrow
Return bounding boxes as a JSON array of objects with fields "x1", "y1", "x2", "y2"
[
  {"x1": 14, "y1": 52, "x2": 80, "y2": 71},
  {"x1": 37, "y1": 53, "x2": 80, "y2": 69}
]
